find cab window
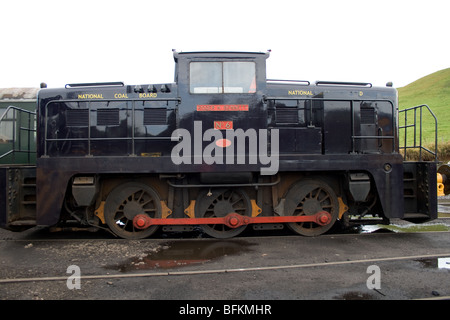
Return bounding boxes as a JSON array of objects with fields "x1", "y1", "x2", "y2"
[{"x1": 190, "y1": 61, "x2": 256, "y2": 94}]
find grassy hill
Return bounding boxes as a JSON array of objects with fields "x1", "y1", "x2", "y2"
[{"x1": 397, "y1": 68, "x2": 450, "y2": 161}]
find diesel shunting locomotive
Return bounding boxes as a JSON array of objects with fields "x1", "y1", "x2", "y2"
[{"x1": 0, "y1": 51, "x2": 440, "y2": 239}]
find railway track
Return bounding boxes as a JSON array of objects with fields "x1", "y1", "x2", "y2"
[
  {"x1": 1, "y1": 251, "x2": 450, "y2": 285},
  {"x1": 2, "y1": 216, "x2": 449, "y2": 242}
]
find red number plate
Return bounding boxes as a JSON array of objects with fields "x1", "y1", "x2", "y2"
[{"x1": 214, "y1": 121, "x2": 233, "y2": 130}]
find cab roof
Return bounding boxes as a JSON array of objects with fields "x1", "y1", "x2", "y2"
[{"x1": 173, "y1": 51, "x2": 270, "y2": 61}]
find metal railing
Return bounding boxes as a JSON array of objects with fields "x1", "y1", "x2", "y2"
[
  {"x1": 399, "y1": 104, "x2": 438, "y2": 162},
  {"x1": 264, "y1": 97, "x2": 396, "y2": 153},
  {"x1": 43, "y1": 98, "x2": 180, "y2": 157},
  {"x1": 0, "y1": 106, "x2": 36, "y2": 164}
]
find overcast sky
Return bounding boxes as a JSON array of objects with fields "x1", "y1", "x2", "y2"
[{"x1": 0, "y1": 0, "x2": 448, "y2": 89}]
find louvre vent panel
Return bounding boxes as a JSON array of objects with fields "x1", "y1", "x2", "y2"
[
  {"x1": 276, "y1": 108, "x2": 299, "y2": 124},
  {"x1": 66, "y1": 109, "x2": 89, "y2": 127},
  {"x1": 361, "y1": 108, "x2": 375, "y2": 124},
  {"x1": 97, "y1": 109, "x2": 120, "y2": 126},
  {"x1": 144, "y1": 108, "x2": 167, "y2": 125}
]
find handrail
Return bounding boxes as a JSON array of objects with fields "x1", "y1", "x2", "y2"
[
  {"x1": 267, "y1": 79, "x2": 310, "y2": 86},
  {"x1": 398, "y1": 104, "x2": 438, "y2": 162},
  {"x1": 315, "y1": 81, "x2": 372, "y2": 88},
  {"x1": 65, "y1": 82, "x2": 125, "y2": 88},
  {"x1": 0, "y1": 105, "x2": 36, "y2": 121}
]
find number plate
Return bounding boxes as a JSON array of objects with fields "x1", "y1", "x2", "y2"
[{"x1": 214, "y1": 121, "x2": 233, "y2": 130}]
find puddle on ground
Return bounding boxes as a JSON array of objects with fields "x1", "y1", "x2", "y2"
[
  {"x1": 438, "y1": 196, "x2": 450, "y2": 215},
  {"x1": 415, "y1": 257, "x2": 450, "y2": 270},
  {"x1": 438, "y1": 205, "x2": 450, "y2": 215},
  {"x1": 356, "y1": 198, "x2": 450, "y2": 234},
  {"x1": 106, "y1": 240, "x2": 254, "y2": 272}
]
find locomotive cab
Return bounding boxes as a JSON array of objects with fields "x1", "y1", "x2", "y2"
[{"x1": 172, "y1": 51, "x2": 274, "y2": 175}]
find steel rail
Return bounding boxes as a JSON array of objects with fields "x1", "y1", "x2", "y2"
[{"x1": 0, "y1": 252, "x2": 449, "y2": 285}]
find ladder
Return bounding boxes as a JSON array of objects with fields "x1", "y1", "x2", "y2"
[
  {"x1": 398, "y1": 104, "x2": 438, "y2": 162},
  {"x1": 399, "y1": 104, "x2": 438, "y2": 222}
]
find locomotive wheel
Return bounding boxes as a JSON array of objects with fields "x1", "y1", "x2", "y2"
[
  {"x1": 104, "y1": 182, "x2": 161, "y2": 239},
  {"x1": 195, "y1": 188, "x2": 251, "y2": 239},
  {"x1": 286, "y1": 179, "x2": 339, "y2": 236}
]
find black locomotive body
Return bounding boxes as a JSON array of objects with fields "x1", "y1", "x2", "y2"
[{"x1": 0, "y1": 51, "x2": 437, "y2": 239}]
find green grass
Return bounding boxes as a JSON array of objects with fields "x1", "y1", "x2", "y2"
[{"x1": 398, "y1": 68, "x2": 450, "y2": 161}]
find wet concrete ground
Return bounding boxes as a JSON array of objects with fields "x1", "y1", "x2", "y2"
[{"x1": 0, "y1": 221, "x2": 449, "y2": 304}]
